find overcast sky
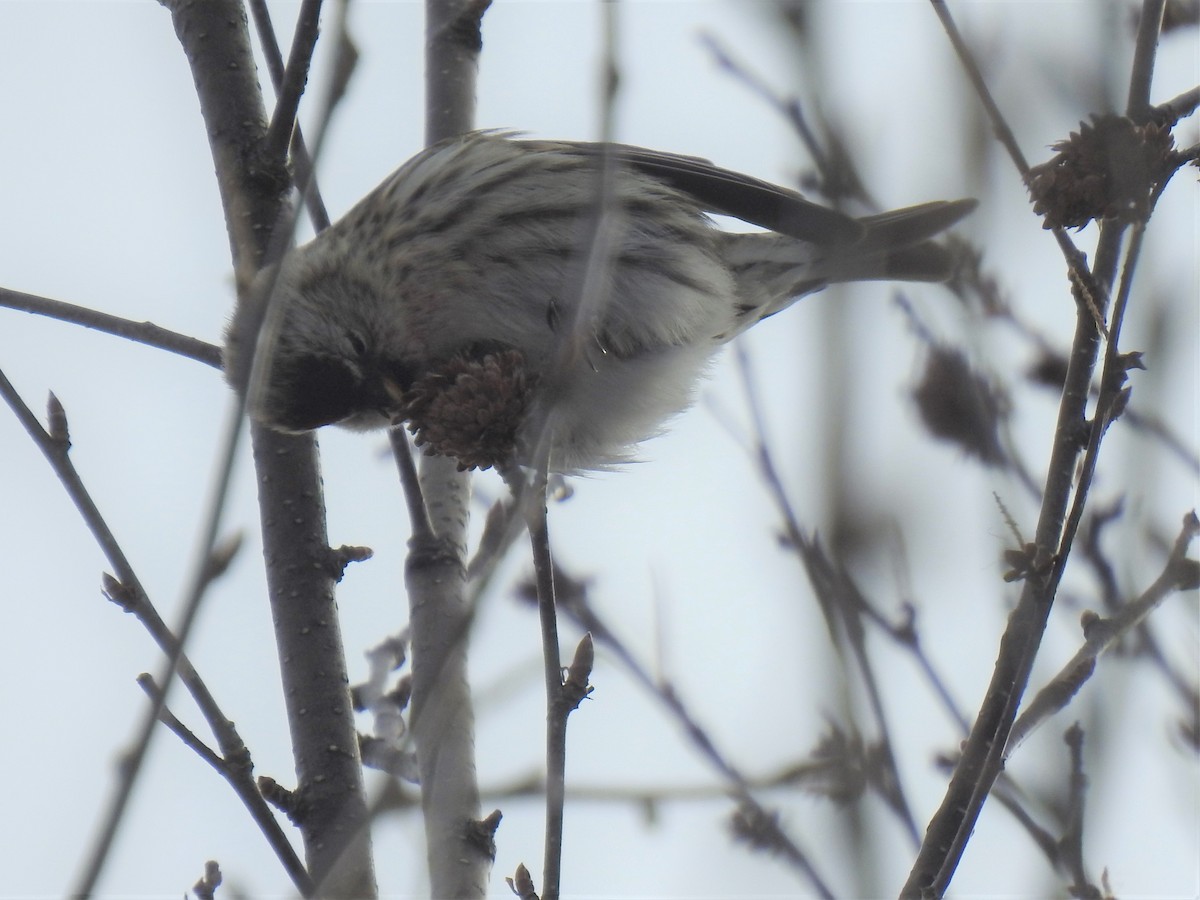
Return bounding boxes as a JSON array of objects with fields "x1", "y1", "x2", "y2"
[{"x1": 2, "y1": 2, "x2": 1197, "y2": 897}]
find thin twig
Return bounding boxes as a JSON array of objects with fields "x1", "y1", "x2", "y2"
[
  {"x1": 1059, "y1": 724, "x2": 1102, "y2": 898},
  {"x1": 547, "y1": 569, "x2": 836, "y2": 899},
  {"x1": 903, "y1": 2, "x2": 1170, "y2": 895},
  {"x1": 928, "y1": 0, "x2": 1113, "y2": 337},
  {"x1": 248, "y1": 0, "x2": 331, "y2": 230},
  {"x1": 1126, "y1": 0, "x2": 1167, "y2": 122},
  {"x1": 263, "y1": 0, "x2": 323, "y2": 166},
  {"x1": 1008, "y1": 511, "x2": 1199, "y2": 751},
  {"x1": 525, "y1": 463, "x2": 566, "y2": 900},
  {"x1": 1051, "y1": 222, "x2": 1147, "y2": 583},
  {"x1": 1151, "y1": 84, "x2": 1200, "y2": 124},
  {"x1": 928, "y1": 1, "x2": 1030, "y2": 175},
  {"x1": 0, "y1": 371, "x2": 312, "y2": 894},
  {"x1": 390, "y1": 429, "x2": 436, "y2": 542},
  {"x1": 734, "y1": 346, "x2": 921, "y2": 845},
  {"x1": 136, "y1": 675, "x2": 316, "y2": 894},
  {"x1": 513, "y1": 481, "x2": 594, "y2": 900},
  {"x1": 73, "y1": 385, "x2": 248, "y2": 899},
  {"x1": 0, "y1": 287, "x2": 221, "y2": 367}
]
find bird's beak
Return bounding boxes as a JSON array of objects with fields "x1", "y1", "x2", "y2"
[{"x1": 382, "y1": 375, "x2": 406, "y2": 407}]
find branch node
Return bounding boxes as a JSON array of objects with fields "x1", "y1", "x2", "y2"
[
  {"x1": 562, "y1": 633, "x2": 595, "y2": 711},
  {"x1": 327, "y1": 543, "x2": 375, "y2": 581},
  {"x1": 358, "y1": 733, "x2": 419, "y2": 780},
  {"x1": 257, "y1": 775, "x2": 302, "y2": 823},
  {"x1": 101, "y1": 572, "x2": 140, "y2": 613},
  {"x1": 404, "y1": 533, "x2": 464, "y2": 574},
  {"x1": 432, "y1": 0, "x2": 492, "y2": 53},
  {"x1": 506, "y1": 862, "x2": 539, "y2": 899},
  {"x1": 464, "y1": 808, "x2": 503, "y2": 861},
  {"x1": 202, "y1": 532, "x2": 244, "y2": 585},
  {"x1": 191, "y1": 859, "x2": 223, "y2": 900},
  {"x1": 46, "y1": 391, "x2": 70, "y2": 449}
]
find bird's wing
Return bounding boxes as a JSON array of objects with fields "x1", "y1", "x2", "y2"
[
  {"x1": 528, "y1": 140, "x2": 867, "y2": 245},
  {"x1": 856, "y1": 199, "x2": 979, "y2": 251},
  {"x1": 517, "y1": 137, "x2": 977, "y2": 252}
]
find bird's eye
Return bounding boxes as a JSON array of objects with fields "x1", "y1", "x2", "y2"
[{"x1": 346, "y1": 332, "x2": 368, "y2": 357}]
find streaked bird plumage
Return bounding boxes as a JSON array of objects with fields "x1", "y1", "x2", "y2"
[{"x1": 225, "y1": 131, "x2": 974, "y2": 471}]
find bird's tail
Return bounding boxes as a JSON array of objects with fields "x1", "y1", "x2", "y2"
[{"x1": 719, "y1": 198, "x2": 976, "y2": 337}]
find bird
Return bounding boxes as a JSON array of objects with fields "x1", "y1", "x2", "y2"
[{"x1": 224, "y1": 131, "x2": 975, "y2": 473}]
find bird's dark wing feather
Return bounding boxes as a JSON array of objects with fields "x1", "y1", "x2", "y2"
[
  {"x1": 857, "y1": 199, "x2": 979, "y2": 250},
  {"x1": 517, "y1": 137, "x2": 976, "y2": 251},
  {"x1": 537, "y1": 141, "x2": 867, "y2": 245}
]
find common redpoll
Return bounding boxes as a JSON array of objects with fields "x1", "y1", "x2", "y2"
[{"x1": 225, "y1": 131, "x2": 974, "y2": 472}]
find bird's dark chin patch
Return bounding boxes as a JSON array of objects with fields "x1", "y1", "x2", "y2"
[{"x1": 268, "y1": 354, "x2": 367, "y2": 432}]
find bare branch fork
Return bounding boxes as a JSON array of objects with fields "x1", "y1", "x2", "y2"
[
  {"x1": 0, "y1": 10, "x2": 348, "y2": 889},
  {"x1": 903, "y1": 1, "x2": 1179, "y2": 896},
  {"x1": 249, "y1": 0, "x2": 332, "y2": 230},
  {"x1": 729, "y1": 348, "x2": 1122, "y2": 882},
  {"x1": 0, "y1": 371, "x2": 313, "y2": 895},
  {"x1": 544, "y1": 562, "x2": 836, "y2": 899},
  {"x1": 1008, "y1": 511, "x2": 1200, "y2": 752}
]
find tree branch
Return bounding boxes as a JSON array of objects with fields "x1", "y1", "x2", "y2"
[
  {"x1": 0, "y1": 373, "x2": 311, "y2": 894},
  {"x1": 249, "y1": 0, "x2": 331, "y2": 230},
  {"x1": 398, "y1": 3, "x2": 494, "y2": 898},
  {"x1": 159, "y1": 0, "x2": 375, "y2": 894},
  {"x1": 0, "y1": 286, "x2": 221, "y2": 368},
  {"x1": 542, "y1": 566, "x2": 836, "y2": 899},
  {"x1": 903, "y1": 2, "x2": 1170, "y2": 895},
  {"x1": 1008, "y1": 511, "x2": 1199, "y2": 750}
]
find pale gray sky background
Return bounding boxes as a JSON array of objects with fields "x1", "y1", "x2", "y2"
[{"x1": 1, "y1": 1, "x2": 1197, "y2": 897}]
